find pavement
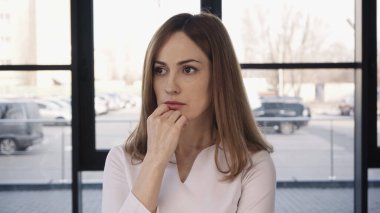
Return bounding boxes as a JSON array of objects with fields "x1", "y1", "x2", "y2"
[
  {"x1": 0, "y1": 185, "x2": 379, "y2": 213},
  {"x1": 1, "y1": 114, "x2": 380, "y2": 212}
]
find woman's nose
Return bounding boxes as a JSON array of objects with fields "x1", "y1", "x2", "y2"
[{"x1": 165, "y1": 74, "x2": 180, "y2": 95}]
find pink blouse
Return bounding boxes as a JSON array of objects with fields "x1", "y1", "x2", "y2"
[{"x1": 102, "y1": 144, "x2": 276, "y2": 213}]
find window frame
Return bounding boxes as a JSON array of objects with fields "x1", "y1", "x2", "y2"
[
  {"x1": 70, "y1": 0, "x2": 378, "y2": 212},
  {"x1": 0, "y1": 0, "x2": 376, "y2": 213}
]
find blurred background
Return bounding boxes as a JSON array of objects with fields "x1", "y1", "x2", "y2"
[{"x1": 0, "y1": 0, "x2": 379, "y2": 212}]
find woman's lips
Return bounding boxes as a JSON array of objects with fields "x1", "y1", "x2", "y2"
[{"x1": 164, "y1": 101, "x2": 185, "y2": 110}]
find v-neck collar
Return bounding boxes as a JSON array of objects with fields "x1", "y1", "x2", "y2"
[
  {"x1": 168, "y1": 144, "x2": 217, "y2": 164},
  {"x1": 169, "y1": 144, "x2": 217, "y2": 184}
]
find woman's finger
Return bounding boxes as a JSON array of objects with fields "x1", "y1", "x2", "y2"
[
  {"x1": 150, "y1": 104, "x2": 169, "y2": 117},
  {"x1": 174, "y1": 115, "x2": 188, "y2": 129},
  {"x1": 167, "y1": 110, "x2": 182, "y2": 123},
  {"x1": 161, "y1": 110, "x2": 174, "y2": 119}
]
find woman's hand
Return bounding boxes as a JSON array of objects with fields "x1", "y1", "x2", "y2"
[
  {"x1": 131, "y1": 104, "x2": 187, "y2": 212},
  {"x1": 146, "y1": 104, "x2": 188, "y2": 163}
]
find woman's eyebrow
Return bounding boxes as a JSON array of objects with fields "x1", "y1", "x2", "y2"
[
  {"x1": 154, "y1": 61, "x2": 166, "y2": 66},
  {"x1": 177, "y1": 59, "x2": 201, "y2": 65},
  {"x1": 154, "y1": 59, "x2": 201, "y2": 66}
]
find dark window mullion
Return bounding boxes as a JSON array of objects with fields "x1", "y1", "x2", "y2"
[
  {"x1": 0, "y1": 65, "x2": 71, "y2": 71},
  {"x1": 201, "y1": 0, "x2": 222, "y2": 18},
  {"x1": 241, "y1": 62, "x2": 361, "y2": 70},
  {"x1": 365, "y1": 0, "x2": 379, "y2": 167}
]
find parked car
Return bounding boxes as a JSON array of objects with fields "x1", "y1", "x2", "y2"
[
  {"x1": 0, "y1": 99, "x2": 44, "y2": 155},
  {"x1": 253, "y1": 96, "x2": 311, "y2": 134},
  {"x1": 339, "y1": 91, "x2": 380, "y2": 116},
  {"x1": 338, "y1": 96, "x2": 354, "y2": 116},
  {"x1": 96, "y1": 93, "x2": 120, "y2": 111},
  {"x1": 45, "y1": 98, "x2": 72, "y2": 111},
  {"x1": 95, "y1": 95, "x2": 108, "y2": 115},
  {"x1": 33, "y1": 99, "x2": 71, "y2": 125}
]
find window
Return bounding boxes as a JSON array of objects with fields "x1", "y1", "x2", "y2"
[
  {"x1": 0, "y1": 0, "x2": 377, "y2": 212},
  {"x1": 0, "y1": 0, "x2": 72, "y2": 211},
  {"x1": 93, "y1": 0, "x2": 200, "y2": 151},
  {"x1": 223, "y1": 0, "x2": 355, "y2": 64}
]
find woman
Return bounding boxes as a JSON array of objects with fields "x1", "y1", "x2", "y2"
[{"x1": 102, "y1": 12, "x2": 276, "y2": 213}]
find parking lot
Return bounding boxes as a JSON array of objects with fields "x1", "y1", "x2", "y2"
[
  {"x1": 1, "y1": 107, "x2": 380, "y2": 213},
  {"x1": 1, "y1": 107, "x2": 380, "y2": 183}
]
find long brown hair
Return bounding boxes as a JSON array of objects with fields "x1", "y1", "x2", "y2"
[{"x1": 126, "y1": 12, "x2": 273, "y2": 180}]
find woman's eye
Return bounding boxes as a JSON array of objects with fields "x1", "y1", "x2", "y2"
[
  {"x1": 183, "y1": 66, "x2": 196, "y2": 74},
  {"x1": 153, "y1": 67, "x2": 166, "y2": 75}
]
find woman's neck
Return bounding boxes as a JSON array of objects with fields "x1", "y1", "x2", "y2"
[{"x1": 176, "y1": 113, "x2": 215, "y2": 155}]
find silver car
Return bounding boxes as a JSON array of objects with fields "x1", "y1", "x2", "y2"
[{"x1": 0, "y1": 100, "x2": 44, "y2": 155}]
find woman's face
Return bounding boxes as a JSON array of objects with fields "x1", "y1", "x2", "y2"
[{"x1": 153, "y1": 31, "x2": 211, "y2": 121}]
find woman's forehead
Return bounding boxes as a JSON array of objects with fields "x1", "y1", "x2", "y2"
[{"x1": 155, "y1": 32, "x2": 208, "y2": 64}]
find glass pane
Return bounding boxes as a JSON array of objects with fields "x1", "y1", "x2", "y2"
[
  {"x1": 0, "y1": 0, "x2": 70, "y2": 65},
  {"x1": 0, "y1": 70, "x2": 71, "y2": 212},
  {"x1": 0, "y1": 71, "x2": 71, "y2": 181},
  {"x1": 1, "y1": 189, "x2": 72, "y2": 212},
  {"x1": 93, "y1": 0, "x2": 200, "y2": 150},
  {"x1": 369, "y1": 169, "x2": 380, "y2": 212},
  {"x1": 82, "y1": 171, "x2": 102, "y2": 213},
  {"x1": 223, "y1": 0, "x2": 355, "y2": 63},
  {"x1": 277, "y1": 188, "x2": 354, "y2": 212},
  {"x1": 242, "y1": 69, "x2": 356, "y2": 181}
]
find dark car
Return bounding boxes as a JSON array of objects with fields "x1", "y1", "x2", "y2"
[
  {"x1": 338, "y1": 96, "x2": 354, "y2": 116},
  {"x1": 253, "y1": 96, "x2": 311, "y2": 134},
  {"x1": 0, "y1": 100, "x2": 44, "y2": 155}
]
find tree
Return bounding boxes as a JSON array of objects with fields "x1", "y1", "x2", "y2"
[{"x1": 242, "y1": 3, "x2": 354, "y2": 97}]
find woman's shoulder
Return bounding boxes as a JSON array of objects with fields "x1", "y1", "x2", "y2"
[
  {"x1": 105, "y1": 144, "x2": 133, "y2": 166},
  {"x1": 108, "y1": 144, "x2": 128, "y2": 157},
  {"x1": 241, "y1": 149, "x2": 276, "y2": 182},
  {"x1": 249, "y1": 149, "x2": 272, "y2": 166}
]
